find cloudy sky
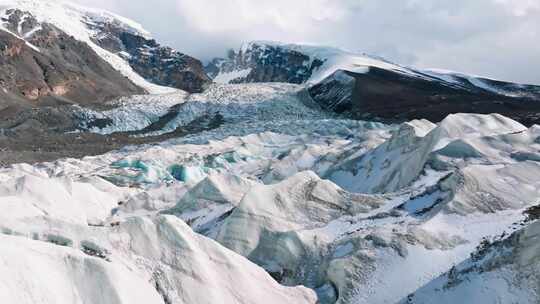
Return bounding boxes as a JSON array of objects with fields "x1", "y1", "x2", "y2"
[{"x1": 75, "y1": 0, "x2": 540, "y2": 84}]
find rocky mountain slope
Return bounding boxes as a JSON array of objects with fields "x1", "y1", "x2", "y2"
[
  {"x1": 0, "y1": 0, "x2": 209, "y2": 107},
  {"x1": 0, "y1": 8, "x2": 144, "y2": 106},
  {"x1": 86, "y1": 14, "x2": 210, "y2": 93},
  {"x1": 208, "y1": 41, "x2": 540, "y2": 125},
  {"x1": 0, "y1": 0, "x2": 211, "y2": 166},
  {"x1": 309, "y1": 68, "x2": 540, "y2": 125}
]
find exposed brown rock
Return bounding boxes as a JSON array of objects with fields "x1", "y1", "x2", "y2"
[{"x1": 0, "y1": 10, "x2": 145, "y2": 107}]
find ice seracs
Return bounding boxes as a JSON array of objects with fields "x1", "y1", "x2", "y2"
[
  {"x1": 403, "y1": 219, "x2": 540, "y2": 304},
  {"x1": 164, "y1": 172, "x2": 257, "y2": 237},
  {"x1": 327, "y1": 113, "x2": 530, "y2": 194},
  {"x1": 328, "y1": 120, "x2": 440, "y2": 193},
  {"x1": 0, "y1": 215, "x2": 317, "y2": 304},
  {"x1": 216, "y1": 171, "x2": 384, "y2": 256},
  {"x1": 1, "y1": 112, "x2": 540, "y2": 303},
  {"x1": 0, "y1": 233, "x2": 164, "y2": 304}
]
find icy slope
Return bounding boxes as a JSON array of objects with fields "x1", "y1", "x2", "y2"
[
  {"x1": 116, "y1": 215, "x2": 317, "y2": 304},
  {"x1": 0, "y1": 165, "x2": 318, "y2": 303},
  {"x1": 76, "y1": 91, "x2": 189, "y2": 134},
  {"x1": 75, "y1": 83, "x2": 331, "y2": 136},
  {"x1": 403, "y1": 219, "x2": 540, "y2": 303},
  {"x1": 0, "y1": 233, "x2": 164, "y2": 304},
  {"x1": 1, "y1": 111, "x2": 540, "y2": 303},
  {"x1": 0, "y1": 216, "x2": 317, "y2": 304}
]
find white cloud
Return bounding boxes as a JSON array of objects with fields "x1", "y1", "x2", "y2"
[
  {"x1": 495, "y1": 0, "x2": 540, "y2": 16},
  {"x1": 174, "y1": 0, "x2": 349, "y2": 33}
]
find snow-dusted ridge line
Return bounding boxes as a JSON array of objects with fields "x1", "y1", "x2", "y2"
[
  {"x1": 0, "y1": 0, "x2": 177, "y2": 94},
  {"x1": 238, "y1": 40, "x2": 418, "y2": 84},
  {"x1": 215, "y1": 40, "x2": 540, "y2": 99},
  {"x1": 422, "y1": 68, "x2": 538, "y2": 97},
  {"x1": 248, "y1": 40, "x2": 538, "y2": 87},
  {"x1": 0, "y1": 24, "x2": 40, "y2": 51}
]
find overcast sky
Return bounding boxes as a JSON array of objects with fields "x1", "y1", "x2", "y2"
[{"x1": 75, "y1": 0, "x2": 540, "y2": 84}]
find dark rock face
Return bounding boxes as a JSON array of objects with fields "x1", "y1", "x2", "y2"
[
  {"x1": 205, "y1": 58, "x2": 227, "y2": 79},
  {"x1": 0, "y1": 10, "x2": 144, "y2": 106},
  {"x1": 432, "y1": 73, "x2": 540, "y2": 100},
  {"x1": 307, "y1": 70, "x2": 356, "y2": 113},
  {"x1": 309, "y1": 68, "x2": 540, "y2": 126},
  {"x1": 86, "y1": 19, "x2": 210, "y2": 93},
  {"x1": 2, "y1": 9, "x2": 39, "y2": 36},
  {"x1": 205, "y1": 42, "x2": 324, "y2": 83}
]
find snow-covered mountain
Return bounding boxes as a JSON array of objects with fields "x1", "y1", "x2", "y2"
[
  {"x1": 309, "y1": 67, "x2": 540, "y2": 125},
  {"x1": 207, "y1": 41, "x2": 540, "y2": 125},
  {"x1": 0, "y1": 0, "x2": 209, "y2": 102},
  {"x1": 207, "y1": 41, "x2": 423, "y2": 85},
  {"x1": 208, "y1": 41, "x2": 540, "y2": 96},
  {"x1": 0, "y1": 0, "x2": 213, "y2": 164},
  {"x1": 0, "y1": 6, "x2": 145, "y2": 107}
]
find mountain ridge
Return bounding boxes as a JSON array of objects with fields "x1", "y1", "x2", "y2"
[
  {"x1": 0, "y1": 0, "x2": 210, "y2": 102},
  {"x1": 206, "y1": 40, "x2": 540, "y2": 125}
]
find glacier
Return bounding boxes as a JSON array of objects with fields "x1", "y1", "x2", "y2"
[{"x1": 2, "y1": 108, "x2": 540, "y2": 303}]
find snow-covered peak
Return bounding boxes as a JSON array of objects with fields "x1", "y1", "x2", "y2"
[
  {"x1": 234, "y1": 40, "x2": 419, "y2": 84},
  {"x1": 264, "y1": 41, "x2": 410, "y2": 79},
  {"x1": 240, "y1": 41, "x2": 540, "y2": 89},
  {"x1": 0, "y1": 0, "x2": 149, "y2": 39},
  {"x1": 0, "y1": 0, "x2": 177, "y2": 94},
  {"x1": 210, "y1": 40, "x2": 540, "y2": 102}
]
